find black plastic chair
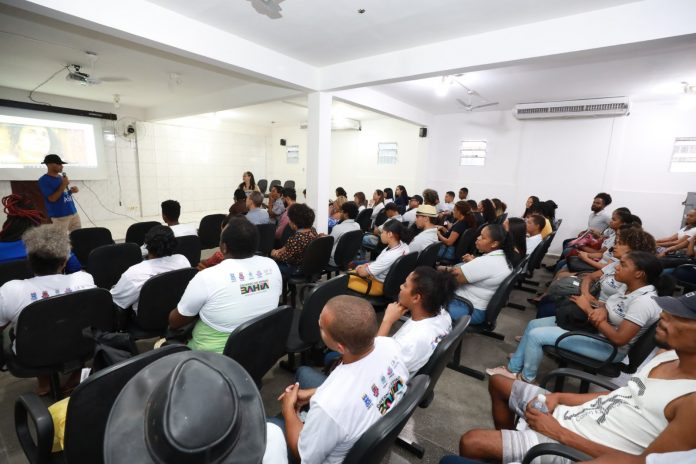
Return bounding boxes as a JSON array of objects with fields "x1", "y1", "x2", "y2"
[
  {"x1": 0, "y1": 259, "x2": 33, "y2": 286},
  {"x1": 356, "y1": 208, "x2": 373, "y2": 232},
  {"x1": 373, "y1": 209, "x2": 388, "y2": 228},
  {"x1": 124, "y1": 221, "x2": 160, "y2": 246},
  {"x1": 543, "y1": 322, "x2": 658, "y2": 392},
  {"x1": 128, "y1": 267, "x2": 198, "y2": 339},
  {"x1": 198, "y1": 214, "x2": 226, "y2": 249},
  {"x1": 395, "y1": 316, "x2": 472, "y2": 458},
  {"x1": 222, "y1": 305, "x2": 293, "y2": 388},
  {"x1": 69, "y1": 227, "x2": 114, "y2": 268},
  {"x1": 522, "y1": 443, "x2": 590, "y2": 463},
  {"x1": 343, "y1": 375, "x2": 430, "y2": 464},
  {"x1": 270, "y1": 179, "x2": 282, "y2": 190},
  {"x1": 14, "y1": 344, "x2": 189, "y2": 464},
  {"x1": 324, "y1": 229, "x2": 363, "y2": 277},
  {"x1": 256, "y1": 223, "x2": 276, "y2": 256},
  {"x1": 282, "y1": 275, "x2": 349, "y2": 371},
  {"x1": 348, "y1": 252, "x2": 419, "y2": 311},
  {"x1": 438, "y1": 227, "x2": 477, "y2": 265},
  {"x1": 175, "y1": 235, "x2": 202, "y2": 267},
  {"x1": 415, "y1": 242, "x2": 442, "y2": 268},
  {"x1": 87, "y1": 243, "x2": 142, "y2": 289},
  {"x1": 4, "y1": 288, "x2": 115, "y2": 400},
  {"x1": 283, "y1": 236, "x2": 334, "y2": 306},
  {"x1": 257, "y1": 179, "x2": 268, "y2": 195},
  {"x1": 517, "y1": 231, "x2": 556, "y2": 293},
  {"x1": 283, "y1": 180, "x2": 295, "y2": 189}
]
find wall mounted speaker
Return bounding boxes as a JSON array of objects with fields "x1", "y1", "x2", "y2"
[
  {"x1": 280, "y1": 139, "x2": 287, "y2": 146},
  {"x1": 419, "y1": 128, "x2": 427, "y2": 138}
]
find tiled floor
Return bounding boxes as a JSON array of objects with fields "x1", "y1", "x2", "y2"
[{"x1": 0, "y1": 260, "x2": 562, "y2": 463}]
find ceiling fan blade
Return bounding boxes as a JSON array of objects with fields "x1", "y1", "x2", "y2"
[
  {"x1": 246, "y1": 0, "x2": 285, "y2": 19},
  {"x1": 455, "y1": 98, "x2": 472, "y2": 109},
  {"x1": 98, "y1": 77, "x2": 131, "y2": 83},
  {"x1": 471, "y1": 102, "x2": 499, "y2": 109}
]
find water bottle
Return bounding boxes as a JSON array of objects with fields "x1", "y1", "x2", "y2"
[{"x1": 531, "y1": 393, "x2": 548, "y2": 413}]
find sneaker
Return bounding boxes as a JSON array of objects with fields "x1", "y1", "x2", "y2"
[{"x1": 485, "y1": 366, "x2": 518, "y2": 380}]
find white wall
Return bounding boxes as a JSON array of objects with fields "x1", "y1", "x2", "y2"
[{"x1": 427, "y1": 99, "x2": 696, "y2": 253}]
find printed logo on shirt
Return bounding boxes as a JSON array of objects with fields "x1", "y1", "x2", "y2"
[
  {"x1": 380, "y1": 375, "x2": 387, "y2": 387},
  {"x1": 229, "y1": 274, "x2": 237, "y2": 282},
  {"x1": 361, "y1": 394, "x2": 373, "y2": 410},
  {"x1": 371, "y1": 383, "x2": 380, "y2": 397},
  {"x1": 30, "y1": 292, "x2": 38, "y2": 301},
  {"x1": 377, "y1": 377, "x2": 406, "y2": 415},
  {"x1": 41, "y1": 291, "x2": 50, "y2": 299},
  {"x1": 387, "y1": 367, "x2": 394, "y2": 378},
  {"x1": 256, "y1": 270, "x2": 263, "y2": 278},
  {"x1": 263, "y1": 268, "x2": 272, "y2": 276},
  {"x1": 431, "y1": 334, "x2": 445, "y2": 350},
  {"x1": 240, "y1": 279, "x2": 270, "y2": 295},
  {"x1": 238, "y1": 272, "x2": 245, "y2": 281}
]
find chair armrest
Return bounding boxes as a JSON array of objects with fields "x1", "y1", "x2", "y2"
[
  {"x1": 522, "y1": 443, "x2": 591, "y2": 464},
  {"x1": 554, "y1": 331, "x2": 618, "y2": 369},
  {"x1": 14, "y1": 393, "x2": 54, "y2": 464},
  {"x1": 540, "y1": 367, "x2": 620, "y2": 392}
]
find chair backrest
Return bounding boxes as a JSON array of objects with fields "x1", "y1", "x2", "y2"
[
  {"x1": 87, "y1": 243, "x2": 143, "y2": 289},
  {"x1": 283, "y1": 180, "x2": 295, "y2": 189},
  {"x1": 198, "y1": 213, "x2": 227, "y2": 249},
  {"x1": 495, "y1": 212, "x2": 508, "y2": 225},
  {"x1": 298, "y1": 275, "x2": 349, "y2": 344},
  {"x1": 135, "y1": 267, "x2": 198, "y2": 331},
  {"x1": 624, "y1": 322, "x2": 658, "y2": 373},
  {"x1": 175, "y1": 235, "x2": 202, "y2": 266},
  {"x1": 256, "y1": 223, "x2": 276, "y2": 256},
  {"x1": 298, "y1": 235, "x2": 334, "y2": 277},
  {"x1": 483, "y1": 269, "x2": 519, "y2": 331},
  {"x1": 373, "y1": 209, "x2": 388, "y2": 227},
  {"x1": 223, "y1": 305, "x2": 293, "y2": 386},
  {"x1": 553, "y1": 218, "x2": 563, "y2": 231},
  {"x1": 415, "y1": 316, "x2": 471, "y2": 407},
  {"x1": 124, "y1": 221, "x2": 160, "y2": 246},
  {"x1": 257, "y1": 178, "x2": 268, "y2": 194},
  {"x1": 70, "y1": 227, "x2": 114, "y2": 266},
  {"x1": 526, "y1": 232, "x2": 553, "y2": 274},
  {"x1": 356, "y1": 208, "x2": 373, "y2": 232},
  {"x1": 0, "y1": 259, "x2": 33, "y2": 286},
  {"x1": 382, "y1": 252, "x2": 419, "y2": 300},
  {"x1": 62, "y1": 345, "x2": 189, "y2": 463},
  {"x1": 453, "y1": 227, "x2": 478, "y2": 259},
  {"x1": 416, "y1": 242, "x2": 442, "y2": 268},
  {"x1": 14, "y1": 288, "x2": 114, "y2": 367},
  {"x1": 270, "y1": 179, "x2": 282, "y2": 189},
  {"x1": 343, "y1": 375, "x2": 430, "y2": 464},
  {"x1": 332, "y1": 229, "x2": 364, "y2": 270}
]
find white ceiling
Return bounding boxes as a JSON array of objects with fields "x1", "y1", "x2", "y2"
[
  {"x1": 146, "y1": 0, "x2": 637, "y2": 66},
  {"x1": 372, "y1": 36, "x2": 696, "y2": 114},
  {"x1": 0, "y1": 5, "x2": 276, "y2": 109}
]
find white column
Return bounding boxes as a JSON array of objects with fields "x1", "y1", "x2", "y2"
[{"x1": 306, "y1": 92, "x2": 332, "y2": 234}]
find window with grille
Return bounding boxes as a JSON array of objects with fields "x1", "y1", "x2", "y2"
[
  {"x1": 287, "y1": 145, "x2": 299, "y2": 164},
  {"x1": 377, "y1": 142, "x2": 398, "y2": 165},
  {"x1": 670, "y1": 137, "x2": 696, "y2": 173},
  {"x1": 459, "y1": 140, "x2": 487, "y2": 166}
]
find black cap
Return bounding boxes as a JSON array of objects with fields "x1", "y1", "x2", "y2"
[
  {"x1": 654, "y1": 291, "x2": 696, "y2": 320},
  {"x1": 41, "y1": 154, "x2": 67, "y2": 165}
]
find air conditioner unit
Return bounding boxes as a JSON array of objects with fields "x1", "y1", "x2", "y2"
[
  {"x1": 513, "y1": 97, "x2": 630, "y2": 120},
  {"x1": 299, "y1": 117, "x2": 362, "y2": 131}
]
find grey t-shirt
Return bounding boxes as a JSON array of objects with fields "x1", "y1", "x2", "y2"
[
  {"x1": 588, "y1": 210, "x2": 611, "y2": 233},
  {"x1": 604, "y1": 284, "x2": 660, "y2": 355},
  {"x1": 246, "y1": 208, "x2": 270, "y2": 225}
]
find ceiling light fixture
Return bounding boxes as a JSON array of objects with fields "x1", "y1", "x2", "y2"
[
  {"x1": 113, "y1": 93, "x2": 120, "y2": 108},
  {"x1": 683, "y1": 81, "x2": 696, "y2": 95}
]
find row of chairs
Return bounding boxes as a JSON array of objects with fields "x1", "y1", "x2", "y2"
[{"x1": 257, "y1": 179, "x2": 295, "y2": 196}]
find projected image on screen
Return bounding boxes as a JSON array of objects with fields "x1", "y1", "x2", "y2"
[{"x1": 0, "y1": 115, "x2": 98, "y2": 167}]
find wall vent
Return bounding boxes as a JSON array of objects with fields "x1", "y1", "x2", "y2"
[{"x1": 514, "y1": 97, "x2": 629, "y2": 120}]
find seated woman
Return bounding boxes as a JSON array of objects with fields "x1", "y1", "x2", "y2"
[
  {"x1": 353, "y1": 191, "x2": 367, "y2": 212},
  {"x1": 350, "y1": 220, "x2": 410, "y2": 296},
  {"x1": 327, "y1": 195, "x2": 347, "y2": 233},
  {"x1": 0, "y1": 224, "x2": 95, "y2": 394},
  {"x1": 111, "y1": 225, "x2": 190, "y2": 312},
  {"x1": 238, "y1": 171, "x2": 260, "y2": 196},
  {"x1": 488, "y1": 250, "x2": 662, "y2": 383},
  {"x1": 368, "y1": 189, "x2": 386, "y2": 227},
  {"x1": 394, "y1": 185, "x2": 409, "y2": 213},
  {"x1": 270, "y1": 203, "x2": 317, "y2": 276},
  {"x1": 656, "y1": 209, "x2": 696, "y2": 257},
  {"x1": 228, "y1": 188, "x2": 248, "y2": 215},
  {"x1": 522, "y1": 195, "x2": 540, "y2": 219},
  {"x1": 442, "y1": 224, "x2": 515, "y2": 325},
  {"x1": 0, "y1": 194, "x2": 81, "y2": 271},
  {"x1": 478, "y1": 199, "x2": 498, "y2": 225},
  {"x1": 437, "y1": 201, "x2": 476, "y2": 261},
  {"x1": 503, "y1": 216, "x2": 526, "y2": 266},
  {"x1": 565, "y1": 208, "x2": 633, "y2": 273}
]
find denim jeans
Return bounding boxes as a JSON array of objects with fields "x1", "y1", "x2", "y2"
[
  {"x1": 296, "y1": 365, "x2": 327, "y2": 389},
  {"x1": 507, "y1": 316, "x2": 622, "y2": 381},
  {"x1": 675, "y1": 265, "x2": 696, "y2": 284},
  {"x1": 439, "y1": 456, "x2": 484, "y2": 464},
  {"x1": 438, "y1": 245, "x2": 456, "y2": 261},
  {"x1": 448, "y1": 298, "x2": 486, "y2": 325}
]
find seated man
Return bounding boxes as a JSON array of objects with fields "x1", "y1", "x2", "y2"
[
  {"x1": 276, "y1": 295, "x2": 410, "y2": 463},
  {"x1": 328, "y1": 201, "x2": 360, "y2": 267},
  {"x1": 456, "y1": 291, "x2": 696, "y2": 463},
  {"x1": 160, "y1": 199, "x2": 197, "y2": 237},
  {"x1": 246, "y1": 191, "x2": 271, "y2": 225},
  {"x1": 111, "y1": 225, "x2": 190, "y2": 312},
  {"x1": 402, "y1": 194, "x2": 423, "y2": 224},
  {"x1": 441, "y1": 191, "x2": 456, "y2": 213},
  {"x1": 525, "y1": 214, "x2": 545, "y2": 256},
  {"x1": 362, "y1": 202, "x2": 402, "y2": 249},
  {"x1": 268, "y1": 184, "x2": 286, "y2": 221},
  {"x1": 409, "y1": 204, "x2": 440, "y2": 253},
  {"x1": 168, "y1": 217, "x2": 282, "y2": 353}
]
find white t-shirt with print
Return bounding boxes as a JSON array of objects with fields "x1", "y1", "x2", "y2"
[
  {"x1": 366, "y1": 242, "x2": 410, "y2": 282},
  {"x1": 455, "y1": 250, "x2": 512, "y2": 310},
  {"x1": 170, "y1": 223, "x2": 198, "y2": 237},
  {"x1": 111, "y1": 254, "x2": 190, "y2": 312},
  {"x1": 298, "y1": 337, "x2": 410, "y2": 464},
  {"x1": 393, "y1": 309, "x2": 452, "y2": 374},
  {"x1": 525, "y1": 234, "x2": 542, "y2": 256},
  {"x1": 409, "y1": 227, "x2": 438, "y2": 254},
  {"x1": 598, "y1": 260, "x2": 626, "y2": 302},
  {"x1": 177, "y1": 256, "x2": 282, "y2": 333},
  {"x1": 0, "y1": 272, "x2": 96, "y2": 327},
  {"x1": 604, "y1": 284, "x2": 660, "y2": 356}
]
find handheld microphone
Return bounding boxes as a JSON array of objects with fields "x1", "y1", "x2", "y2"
[{"x1": 62, "y1": 172, "x2": 70, "y2": 193}]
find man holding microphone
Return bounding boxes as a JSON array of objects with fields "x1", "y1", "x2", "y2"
[{"x1": 38, "y1": 154, "x2": 81, "y2": 233}]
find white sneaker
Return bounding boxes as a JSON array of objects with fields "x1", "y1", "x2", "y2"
[{"x1": 485, "y1": 365, "x2": 517, "y2": 380}]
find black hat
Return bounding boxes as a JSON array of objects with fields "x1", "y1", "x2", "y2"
[
  {"x1": 654, "y1": 291, "x2": 696, "y2": 320},
  {"x1": 104, "y1": 351, "x2": 266, "y2": 464},
  {"x1": 41, "y1": 154, "x2": 67, "y2": 165}
]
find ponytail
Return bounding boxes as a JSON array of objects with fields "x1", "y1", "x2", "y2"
[
  {"x1": 485, "y1": 224, "x2": 516, "y2": 268},
  {"x1": 410, "y1": 266, "x2": 458, "y2": 315}
]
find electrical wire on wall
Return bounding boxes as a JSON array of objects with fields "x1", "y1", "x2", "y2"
[
  {"x1": 71, "y1": 196, "x2": 96, "y2": 227},
  {"x1": 79, "y1": 180, "x2": 140, "y2": 222},
  {"x1": 108, "y1": 120, "x2": 124, "y2": 207},
  {"x1": 27, "y1": 65, "x2": 68, "y2": 105}
]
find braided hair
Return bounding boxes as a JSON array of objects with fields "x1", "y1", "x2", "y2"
[{"x1": 1, "y1": 194, "x2": 46, "y2": 242}]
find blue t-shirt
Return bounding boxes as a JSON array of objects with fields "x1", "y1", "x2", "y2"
[
  {"x1": 38, "y1": 174, "x2": 77, "y2": 218},
  {"x1": 0, "y1": 241, "x2": 27, "y2": 263}
]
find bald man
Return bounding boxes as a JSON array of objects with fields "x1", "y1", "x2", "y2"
[{"x1": 277, "y1": 295, "x2": 410, "y2": 464}]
